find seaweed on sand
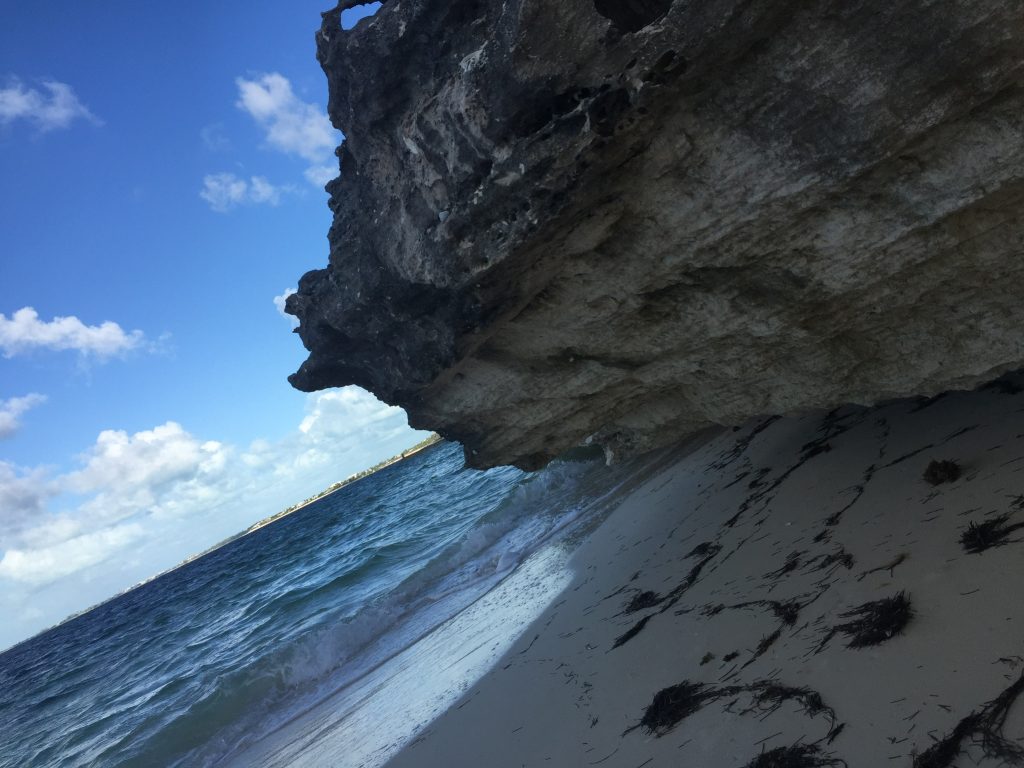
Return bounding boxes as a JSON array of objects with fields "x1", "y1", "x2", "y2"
[
  {"x1": 816, "y1": 592, "x2": 913, "y2": 652},
  {"x1": 923, "y1": 459, "x2": 961, "y2": 485},
  {"x1": 837, "y1": 591, "x2": 913, "y2": 648},
  {"x1": 743, "y1": 682, "x2": 844, "y2": 743},
  {"x1": 708, "y1": 416, "x2": 781, "y2": 471},
  {"x1": 612, "y1": 543, "x2": 722, "y2": 649},
  {"x1": 765, "y1": 552, "x2": 803, "y2": 580},
  {"x1": 612, "y1": 614, "x2": 652, "y2": 649},
  {"x1": 855, "y1": 552, "x2": 907, "y2": 582},
  {"x1": 626, "y1": 679, "x2": 843, "y2": 741},
  {"x1": 748, "y1": 629, "x2": 783, "y2": 664},
  {"x1": 686, "y1": 541, "x2": 717, "y2": 558},
  {"x1": 623, "y1": 681, "x2": 720, "y2": 736},
  {"x1": 913, "y1": 671, "x2": 1024, "y2": 767},
  {"x1": 743, "y1": 745, "x2": 847, "y2": 768},
  {"x1": 960, "y1": 513, "x2": 1024, "y2": 554},
  {"x1": 623, "y1": 590, "x2": 661, "y2": 613}
]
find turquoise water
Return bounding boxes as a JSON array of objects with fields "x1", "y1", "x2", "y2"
[{"x1": 0, "y1": 441, "x2": 630, "y2": 767}]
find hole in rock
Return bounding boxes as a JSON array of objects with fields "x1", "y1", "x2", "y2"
[
  {"x1": 340, "y1": 1, "x2": 382, "y2": 30},
  {"x1": 593, "y1": 0, "x2": 672, "y2": 33}
]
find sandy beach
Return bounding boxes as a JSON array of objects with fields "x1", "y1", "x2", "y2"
[{"x1": 386, "y1": 378, "x2": 1024, "y2": 768}]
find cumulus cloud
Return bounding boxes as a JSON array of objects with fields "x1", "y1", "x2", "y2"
[
  {"x1": 65, "y1": 422, "x2": 231, "y2": 524},
  {"x1": 0, "y1": 78, "x2": 100, "y2": 132},
  {"x1": 0, "y1": 387, "x2": 419, "y2": 592},
  {"x1": 0, "y1": 307, "x2": 144, "y2": 359},
  {"x1": 0, "y1": 523, "x2": 144, "y2": 585},
  {"x1": 200, "y1": 172, "x2": 286, "y2": 212},
  {"x1": 299, "y1": 388, "x2": 404, "y2": 441},
  {"x1": 0, "y1": 394, "x2": 46, "y2": 438},
  {"x1": 235, "y1": 73, "x2": 339, "y2": 187},
  {"x1": 273, "y1": 288, "x2": 298, "y2": 327},
  {"x1": 236, "y1": 73, "x2": 335, "y2": 161}
]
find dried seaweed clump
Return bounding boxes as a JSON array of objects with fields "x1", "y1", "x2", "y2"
[
  {"x1": 626, "y1": 681, "x2": 718, "y2": 736},
  {"x1": 913, "y1": 672, "x2": 1024, "y2": 767},
  {"x1": 744, "y1": 745, "x2": 847, "y2": 768},
  {"x1": 960, "y1": 513, "x2": 1024, "y2": 554},
  {"x1": 837, "y1": 592, "x2": 912, "y2": 648},
  {"x1": 923, "y1": 459, "x2": 961, "y2": 485},
  {"x1": 816, "y1": 592, "x2": 913, "y2": 652}
]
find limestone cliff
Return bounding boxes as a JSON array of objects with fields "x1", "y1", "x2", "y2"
[{"x1": 287, "y1": 0, "x2": 1024, "y2": 470}]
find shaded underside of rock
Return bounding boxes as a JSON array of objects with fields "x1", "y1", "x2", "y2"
[{"x1": 287, "y1": 0, "x2": 1024, "y2": 470}]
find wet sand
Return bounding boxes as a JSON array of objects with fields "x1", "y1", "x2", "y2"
[{"x1": 387, "y1": 377, "x2": 1024, "y2": 768}]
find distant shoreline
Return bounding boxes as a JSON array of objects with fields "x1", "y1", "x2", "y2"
[
  {"x1": 5, "y1": 434, "x2": 445, "y2": 654},
  {"x1": 244, "y1": 435, "x2": 444, "y2": 535}
]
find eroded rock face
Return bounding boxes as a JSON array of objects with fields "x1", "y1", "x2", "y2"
[{"x1": 287, "y1": 0, "x2": 1024, "y2": 470}]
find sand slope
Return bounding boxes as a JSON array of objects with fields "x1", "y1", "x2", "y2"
[{"x1": 387, "y1": 379, "x2": 1024, "y2": 768}]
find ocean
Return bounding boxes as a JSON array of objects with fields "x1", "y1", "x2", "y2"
[{"x1": 0, "y1": 440, "x2": 643, "y2": 767}]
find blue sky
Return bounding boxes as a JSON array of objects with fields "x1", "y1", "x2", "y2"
[{"x1": 0, "y1": 1, "x2": 410, "y2": 648}]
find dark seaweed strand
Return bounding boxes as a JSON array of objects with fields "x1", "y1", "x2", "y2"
[
  {"x1": 724, "y1": 408, "x2": 868, "y2": 530},
  {"x1": 611, "y1": 541, "x2": 724, "y2": 649},
  {"x1": 612, "y1": 614, "x2": 652, "y2": 649},
  {"x1": 743, "y1": 744, "x2": 847, "y2": 768},
  {"x1": 699, "y1": 597, "x2": 803, "y2": 668},
  {"x1": 913, "y1": 671, "x2": 1024, "y2": 767},
  {"x1": 960, "y1": 513, "x2": 1024, "y2": 554},
  {"x1": 628, "y1": 679, "x2": 842, "y2": 742},
  {"x1": 743, "y1": 682, "x2": 844, "y2": 743},
  {"x1": 708, "y1": 416, "x2": 782, "y2": 472}
]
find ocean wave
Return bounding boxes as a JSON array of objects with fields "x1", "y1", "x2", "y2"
[
  {"x1": 87, "y1": 448, "x2": 608, "y2": 767},
  {"x1": 0, "y1": 441, "x2": 644, "y2": 768}
]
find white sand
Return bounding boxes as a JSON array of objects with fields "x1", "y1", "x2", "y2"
[{"x1": 386, "y1": 379, "x2": 1024, "y2": 768}]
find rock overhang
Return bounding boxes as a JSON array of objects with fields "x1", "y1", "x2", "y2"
[{"x1": 288, "y1": 0, "x2": 1024, "y2": 470}]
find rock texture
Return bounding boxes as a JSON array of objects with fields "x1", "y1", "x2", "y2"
[{"x1": 287, "y1": 0, "x2": 1024, "y2": 470}]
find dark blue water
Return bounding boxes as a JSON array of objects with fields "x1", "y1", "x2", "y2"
[{"x1": 0, "y1": 441, "x2": 626, "y2": 767}]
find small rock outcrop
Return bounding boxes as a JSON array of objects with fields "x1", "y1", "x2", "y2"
[{"x1": 287, "y1": 0, "x2": 1024, "y2": 470}]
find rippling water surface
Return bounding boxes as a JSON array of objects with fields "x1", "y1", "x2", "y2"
[{"x1": 0, "y1": 441, "x2": 634, "y2": 767}]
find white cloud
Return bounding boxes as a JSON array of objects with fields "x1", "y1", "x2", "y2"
[
  {"x1": 273, "y1": 288, "x2": 298, "y2": 327},
  {"x1": 299, "y1": 388, "x2": 404, "y2": 441},
  {"x1": 0, "y1": 387, "x2": 420, "y2": 594},
  {"x1": 0, "y1": 523, "x2": 144, "y2": 585},
  {"x1": 236, "y1": 73, "x2": 335, "y2": 161},
  {"x1": 235, "y1": 73, "x2": 339, "y2": 187},
  {"x1": 304, "y1": 164, "x2": 337, "y2": 187},
  {"x1": 0, "y1": 307, "x2": 144, "y2": 359},
  {"x1": 0, "y1": 78, "x2": 100, "y2": 132},
  {"x1": 248, "y1": 175, "x2": 280, "y2": 204},
  {"x1": 65, "y1": 422, "x2": 231, "y2": 524},
  {"x1": 0, "y1": 394, "x2": 46, "y2": 438},
  {"x1": 200, "y1": 122, "x2": 231, "y2": 152},
  {"x1": 200, "y1": 172, "x2": 286, "y2": 212}
]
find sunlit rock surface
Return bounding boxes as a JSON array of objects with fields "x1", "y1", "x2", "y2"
[{"x1": 287, "y1": 0, "x2": 1024, "y2": 470}]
